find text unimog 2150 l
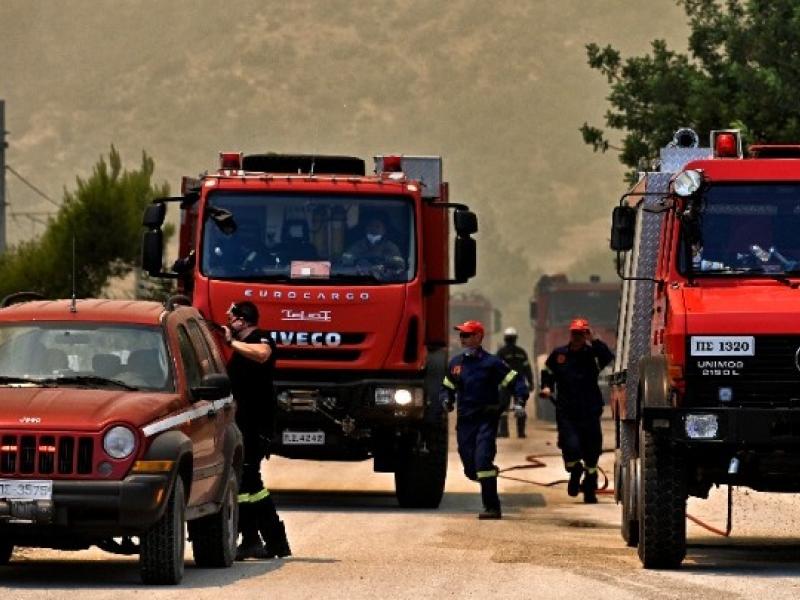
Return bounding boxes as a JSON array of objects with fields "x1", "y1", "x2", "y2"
[
  {"x1": 142, "y1": 153, "x2": 478, "y2": 507},
  {"x1": 610, "y1": 128, "x2": 800, "y2": 568}
]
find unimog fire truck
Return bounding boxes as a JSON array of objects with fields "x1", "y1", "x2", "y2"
[
  {"x1": 141, "y1": 153, "x2": 477, "y2": 508},
  {"x1": 610, "y1": 128, "x2": 800, "y2": 567}
]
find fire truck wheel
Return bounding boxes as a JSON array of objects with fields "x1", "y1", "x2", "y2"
[
  {"x1": 140, "y1": 478, "x2": 186, "y2": 585},
  {"x1": 637, "y1": 424, "x2": 686, "y2": 569},
  {"x1": 621, "y1": 458, "x2": 640, "y2": 547},
  {"x1": 394, "y1": 419, "x2": 448, "y2": 509},
  {"x1": 189, "y1": 472, "x2": 238, "y2": 568},
  {"x1": 0, "y1": 541, "x2": 13, "y2": 565}
]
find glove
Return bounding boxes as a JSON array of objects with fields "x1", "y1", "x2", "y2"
[{"x1": 442, "y1": 398, "x2": 455, "y2": 413}]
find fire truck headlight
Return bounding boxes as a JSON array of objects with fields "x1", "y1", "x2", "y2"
[
  {"x1": 375, "y1": 387, "x2": 424, "y2": 407},
  {"x1": 685, "y1": 414, "x2": 719, "y2": 439},
  {"x1": 673, "y1": 169, "x2": 703, "y2": 197},
  {"x1": 394, "y1": 389, "x2": 413, "y2": 406},
  {"x1": 104, "y1": 426, "x2": 136, "y2": 459}
]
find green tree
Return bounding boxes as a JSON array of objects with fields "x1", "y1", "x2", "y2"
[
  {"x1": 581, "y1": 0, "x2": 800, "y2": 177},
  {"x1": 0, "y1": 147, "x2": 171, "y2": 299}
]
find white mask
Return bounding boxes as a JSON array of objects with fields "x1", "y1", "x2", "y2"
[{"x1": 366, "y1": 233, "x2": 383, "y2": 245}]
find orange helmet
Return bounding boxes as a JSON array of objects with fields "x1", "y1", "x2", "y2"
[
  {"x1": 454, "y1": 320, "x2": 485, "y2": 336},
  {"x1": 569, "y1": 317, "x2": 591, "y2": 332}
]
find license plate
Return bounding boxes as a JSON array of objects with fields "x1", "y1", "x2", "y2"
[
  {"x1": 690, "y1": 336, "x2": 755, "y2": 356},
  {"x1": 282, "y1": 431, "x2": 325, "y2": 445},
  {"x1": 0, "y1": 479, "x2": 53, "y2": 500}
]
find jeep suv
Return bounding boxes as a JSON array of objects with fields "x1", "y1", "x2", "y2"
[{"x1": 0, "y1": 299, "x2": 242, "y2": 584}]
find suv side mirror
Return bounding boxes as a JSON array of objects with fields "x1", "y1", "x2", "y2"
[
  {"x1": 454, "y1": 210, "x2": 478, "y2": 236},
  {"x1": 142, "y1": 229, "x2": 164, "y2": 276},
  {"x1": 610, "y1": 205, "x2": 636, "y2": 252},
  {"x1": 143, "y1": 202, "x2": 167, "y2": 228},
  {"x1": 454, "y1": 236, "x2": 476, "y2": 282},
  {"x1": 191, "y1": 373, "x2": 231, "y2": 401}
]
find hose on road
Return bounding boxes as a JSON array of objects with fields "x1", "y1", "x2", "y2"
[{"x1": 498, "y1": 451, "x2": 732, "y2": 537}]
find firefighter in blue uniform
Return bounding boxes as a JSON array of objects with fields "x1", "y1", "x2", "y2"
[
  {"x1": 540, "y1": 317, "x2": 614, "y2": 504},
  {"x1": 441, "y1": 320, "x2": 529, "y2": 519}
]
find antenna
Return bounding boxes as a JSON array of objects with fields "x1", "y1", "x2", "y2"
[{"x1": 70, "y1": 234, "x2": 77, "y2": 313}]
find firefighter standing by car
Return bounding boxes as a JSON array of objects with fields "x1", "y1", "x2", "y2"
[
  {"x1": 540, "y1": 318, "x2": 614, "y2": 504},
  {"x1": 441, "y1": 320, "x2": 529, "y2": 519},
  {"x1": 222, "y1": 301, "x2": 292, "y2": 560},
  {"x1": 496, "y1": 327, "x2": 534, "y2": 438}
]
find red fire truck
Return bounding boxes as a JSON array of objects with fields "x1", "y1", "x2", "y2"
[
  {"x1": 448, "y1": 292, "x2": 501, "y2": 356},
  {"x1": 141, "y1": 153, "x2": 477, "y2": 508},
  {"x1": 529, "y1": 274, "x2": 620, "y2": 419},
  {"x1": 611, "y1": 128, "x2": 800, "y2": 567}
]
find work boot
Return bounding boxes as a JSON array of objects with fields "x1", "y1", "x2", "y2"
[
  {"x1": 582, "y1": 470, "x2": 598, "y2": 504},
  {"x1": 567, "y1": 462, "x2": 584, "y2": 497},
  {"x1": 236, "y1": 533, "x2": 267, "y2": 561},
  {"x1": 263, "y1": 520, "x2": 292, "y2": 558},
  {"x1": 497, "y1": 414, "x2": 510, "y2": 438},
  {"x1": 479, "y1": 475, "x2": 501, "y2": 519},
  {"x1": 516, "y1": 416, "x2": 527, "y2": 438},
  {"x1": 478, "y1": 508, "x2": 502, "y2": 520}
]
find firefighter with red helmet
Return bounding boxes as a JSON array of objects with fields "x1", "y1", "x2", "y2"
[
  {"x1": 540, "y1": 317, "x2": 614, "y2": 503},
  {"x1": 441, "y1": 320, "x2": 529, "y2": 519}
]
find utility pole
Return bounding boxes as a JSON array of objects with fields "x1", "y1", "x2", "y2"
[{"x1": 0, "y1": 100, "x2": 6, "y2": 253}]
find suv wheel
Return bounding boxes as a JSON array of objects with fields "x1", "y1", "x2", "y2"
[
  {"x1": 140, "y1": 478, "x2": 186, "y2": 585},
  {"x1": 637, "y1": 423, "x2": 686, "y2": 568},
  {"x1": 189, "y1": 472, "x2": 238, "y2": 568},
  {"x1": 394, "y1": 419, "x2": 448, "y2": 508}
]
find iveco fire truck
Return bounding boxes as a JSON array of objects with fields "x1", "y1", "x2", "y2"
[
  {"x1": 141, "y1": 153, "x2": 477, "y2": 508},
  {"x1": 611, "y1": 128, "x2": 800, "y2": 567}
]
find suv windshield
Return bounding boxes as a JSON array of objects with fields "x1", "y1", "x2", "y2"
[
  {"x1": 200, "y1": 192, "x2": 416, "y2": 283},
  {"x1": 682, "y1": 184, "x2": 800, "y2": 275},
  {"x1": 0, "y1": 323, "x2": 173, "y2": 391}
]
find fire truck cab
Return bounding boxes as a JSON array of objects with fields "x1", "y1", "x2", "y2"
[
  {"x1": 142, "y1": 152, "x2": 477, "y2": 508},
  {"x1": 611, "y1": 128, "x2": 800, "y2": 567}
]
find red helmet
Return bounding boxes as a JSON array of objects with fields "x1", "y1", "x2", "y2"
[
  {"x1": 454, "y1": 320, "x2": 485, "y2": 336},
  {"x1": 569, "y1": 317, "x2": 591, "y2": 332}
]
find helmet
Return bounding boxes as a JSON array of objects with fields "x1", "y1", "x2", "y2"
[
  {"x1": 503, "y1": 327, "x2": 518, "y2": 337},
  {"x1": 227, "y1": 301, "x2": 260, "y2": 325},
  {"x1": 569, "y1": 317, "x2": 590, "y2": 332},
  {"x1": 454, "y1": 320, "x2": 485, "y2": 336}
]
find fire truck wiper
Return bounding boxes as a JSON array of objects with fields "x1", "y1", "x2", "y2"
[{"x1": 37, "y1": 375, "x2": 139, "y2": 391}]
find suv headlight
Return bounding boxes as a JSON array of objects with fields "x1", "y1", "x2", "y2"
[{"x1": 103, "y1": 426, "x2": 136, "y2": 459}]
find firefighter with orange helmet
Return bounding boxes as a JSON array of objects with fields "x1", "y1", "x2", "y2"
[
  {"x1": 441, "y1": 320, "x2": 529, "y2": 519},
  {"x1": 540, "y1": 317, "x2": 614, "y2": 503}
]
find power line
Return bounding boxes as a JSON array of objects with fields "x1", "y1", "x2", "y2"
[{"x1": 5, "y1": 165, "x2": 59, "y2": 208}]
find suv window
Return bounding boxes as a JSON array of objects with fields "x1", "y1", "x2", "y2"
[
  {"x1": 177, "y1": 325, "x2": 203, "y2": 391},
  {"x1": 186, "y1": 319, "x2": 222, "y2": 376}
]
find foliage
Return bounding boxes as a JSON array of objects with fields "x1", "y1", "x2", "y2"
[
  {"x1": 0, "y1": 147, "x2": 171, "y2": 300},
  {"x1": 581, "y1": 0, "x2": 800, "y2": 178}
]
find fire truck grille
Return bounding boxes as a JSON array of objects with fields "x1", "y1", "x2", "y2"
[
  {"x1": 275, "y1": 333, "x2": 366, "y2": 362},
  {"x1": 0, "y1": 433, "x2": 95, "y2": 476},
  {"x1": 686, "y1": 336, "x2": 800, "y2": 407}
]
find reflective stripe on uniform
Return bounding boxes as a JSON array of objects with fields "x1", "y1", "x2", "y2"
[
  {"x1": 500, "y1": 370, "x2": 518, "y2": 388},
  {"x1": 476, "y1": 469, "x2": 498, "y2": 479},
  {"x1": 237, "y1": 488, "x2": 271, "y2": 503},
  {"x1": 442, "y1": 376, "x2": 456, "y2": 390},
  {"x1": 585, "y1": 466, "x2": 598, "y2": 474},
  {"x1": 565, "y1": 461, "x2": 580, "y2": 469}
]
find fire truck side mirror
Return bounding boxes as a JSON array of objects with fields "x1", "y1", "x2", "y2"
[
  {"x1": 142, "y1": 202, "x2": 167, "y2": 228},
  {"x1": 610, "y1": 206, "x2": 636, "y2": 252},
  {"x1": 142, "y1": 229, "x2": 164, "y2": 276},
  {"x1": 454, "y1": 210, "x2": 478, "y2": 236},
  {"x1": 454, "y1": 236, "x2": 477, "y2": 282}
]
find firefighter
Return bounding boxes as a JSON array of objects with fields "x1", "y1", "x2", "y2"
[
  {"x1": 222, "y1": 301, "x2": 291, "y2": 560},
  {"x1": 496, "y1": 327, "x2": 534, "y2": 438},
  {"x1": 441, "y1": 320, "x2": 529, "y2": 519},
  {"x1": 539, "y1": 318, "x2": 613, "y2": 504}
]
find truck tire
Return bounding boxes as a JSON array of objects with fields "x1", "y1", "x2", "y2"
[
  {"x1": 394, "y1": 419, "x2": 448, "y2": 509},
  {"x1": 189, "y1": 472, "x2": 238, "y2": 568},
  {"x1": 621, "y1": 458, "x2": 639, "y2": 548},
  {"x1": 0, "y1": 542, "x2": 13, "y2": 565},
  {"x1": 140, "y1": 478, "x2": 186, "y2": 585},
  {"x1": 637, "y1": 423, "x2": 686, "y2": 569}
]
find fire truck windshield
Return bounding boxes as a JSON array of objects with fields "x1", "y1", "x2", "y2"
[
  {"x1": 681, "y1": 184, "x2": 800, "y2": 275},
  {"x1": 547, "y1": 290, "x2": 618, "y2": 326},
  {"x1": 201, "y1": 192, "x2": 416, "y2": 283}
]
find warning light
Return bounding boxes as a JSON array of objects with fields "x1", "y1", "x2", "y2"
[
  {"x1": 711, "y1": 130, "x2": 741, "y2": 158},
  {"x1": 382, "y1": 155, "x2": 403, "y2": 172},
  {"x1": 219, "y1": 152, "x2": 243, "y2": 170}
]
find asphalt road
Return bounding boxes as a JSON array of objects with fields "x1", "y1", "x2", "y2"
[{"x1": 4, "y1": 416, "x2": 800, "y2": 599}]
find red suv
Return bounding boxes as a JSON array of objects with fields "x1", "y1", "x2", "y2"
[{"x1": 0, "y1": 299, "x2": 242, "y2": 584}]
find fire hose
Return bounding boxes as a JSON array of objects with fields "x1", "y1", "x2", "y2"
[{"x1": 498, "y1": 451, "x2": 732, "y2": 537}]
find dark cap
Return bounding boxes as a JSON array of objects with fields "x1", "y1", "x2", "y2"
[{"x1": 227, "y1": 301, "x2": 259, "y2": 325}]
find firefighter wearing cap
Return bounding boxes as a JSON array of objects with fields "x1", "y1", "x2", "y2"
[
  {"x1": 540, "y1": 317, "x2": 614, "y2": 503},
  {"x1": 440, "y1": 320, "x2": 529, "y2": 519},
  {"x1": 222, "y1": 301, "x2": 291, "y2": 560},
  {"x1": 496, "y1": 327, "x2": 534, "y2": 438}
]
